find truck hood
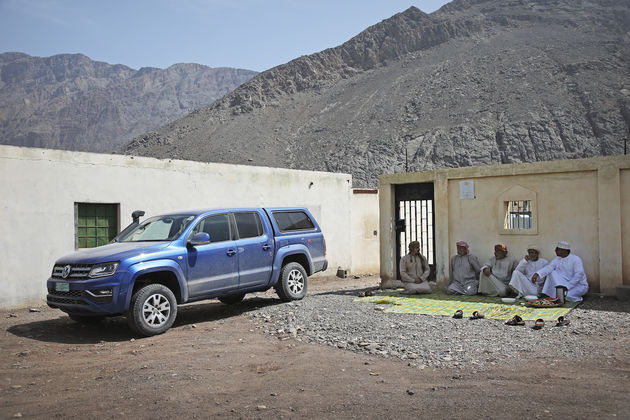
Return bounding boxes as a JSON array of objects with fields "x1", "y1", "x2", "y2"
[{"x1": 55, "y1": 242, "x2": 171, "y2": 265}]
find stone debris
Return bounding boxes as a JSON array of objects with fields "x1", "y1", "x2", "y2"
[{"x1": 247, "y1": 289, "x2": 630, "y2": 370}]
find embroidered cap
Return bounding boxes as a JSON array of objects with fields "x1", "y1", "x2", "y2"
[{"x1": 556, "y1": 241, "x2": 571, "y2": 250}]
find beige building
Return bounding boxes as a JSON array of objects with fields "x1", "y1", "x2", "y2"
[
  {"x1": 0, "y1": 146, "x2": 379, "y2": 309},
  {"x1": 379, "y1": 155, "x2": 630, "y2": 297}
]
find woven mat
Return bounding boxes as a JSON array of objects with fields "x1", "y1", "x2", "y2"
[{"x1": 355, "y1": 290, "x2": 578, "y2": 321}]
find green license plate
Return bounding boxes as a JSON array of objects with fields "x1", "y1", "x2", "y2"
[{"x1": 55, "y1": 282, "x2": 69, "y2": 292}]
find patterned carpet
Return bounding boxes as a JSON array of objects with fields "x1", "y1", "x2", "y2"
[{"x1": 355, "y1": 290, "x2": 578, "y2": 321}]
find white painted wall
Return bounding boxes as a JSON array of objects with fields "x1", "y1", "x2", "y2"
[
  {"x1": 0, "y1": 146, "x2": 354, "y2": 308},
  {"x1": 350, "y1": 190, "x2": 380, "y2": 274}
]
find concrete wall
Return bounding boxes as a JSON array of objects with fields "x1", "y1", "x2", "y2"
[
  {"x1": 379, "y1": 155, "x2": 630, "y2": 296},
  {"x1": 350, "y1": 190, "x2": 380, "y2": 274},
  {"x1": 0, "y1": 146, "x2": 354, "y2": 308},
  {"x1": 622, "y1": 168, "x2": 630, "y2": 286}
]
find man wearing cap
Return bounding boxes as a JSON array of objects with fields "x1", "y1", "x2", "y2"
[
  {"x1": 532, "y1": 241, "x2": 588, "y2": 302},
  {"x1": 399, "y1": 240, "x2": 432, "y2": 294},
  {"x1": 508, "y1": 245, "x2": 549, "y2": 298},
  {"x1": 447, "y1": 241, "x2": 482, "y2": 295},
  {"x1": 478, "y1": 244, "x2": 519, "y2": 297}
]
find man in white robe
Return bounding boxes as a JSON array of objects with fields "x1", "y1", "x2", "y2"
[
  {"x1": 478, "y1": 244, "x2": 518, "y2": 297},
  {"x1": 399, "y1": 240, "x2": 431, "y2": 294},
  {"x1": 533, "y1": 241, "x2": 588, "y2": 302},
  {"x1": 508, "y1": 245, "x2": 548, "y2": 298},
  {"x1": 448, "y1": 241, "x2": 482, "y2": 295}
]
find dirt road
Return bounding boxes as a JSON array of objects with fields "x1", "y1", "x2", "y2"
[{"x1": 2, "y1": 276, "x2": 629, "y2": 419}]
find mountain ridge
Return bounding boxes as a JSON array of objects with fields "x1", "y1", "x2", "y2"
[
  {"x1": 120, "y1": 0, "x2": 630, "y2": 187},
  {"x1": 0, "y1": 52, "x2": 257, "y2": 152}
]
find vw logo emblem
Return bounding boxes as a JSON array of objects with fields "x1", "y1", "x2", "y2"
[{"x1": 61, "y1": 265, "x2": 72, "y2": 279}]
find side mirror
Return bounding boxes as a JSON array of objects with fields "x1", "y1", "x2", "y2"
[{"x1": 188, "y1": 232, "x2": 210, "y2": 247}]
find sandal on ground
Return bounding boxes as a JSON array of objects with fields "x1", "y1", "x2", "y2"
[
  {"x1": 453, "y1": 310, "x2": 463, "y2": 319},
  {"x1": 469, "y1": 311, "x2": 485, "y2": 320},
  {"x1": 532, "y1": 318, "x2": 544, "y2": 330},
  {"x1": 505, "y1": 315, "x2": 525, "y2": 326},
  {"x1": 555, "y1": 316, "x2": 571, "y2": 327}
]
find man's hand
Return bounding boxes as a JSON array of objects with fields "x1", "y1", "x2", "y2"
[
  {"x1": 532, "y1": 273, "x2": 539, "y2": 283},
  {"x1": 483, "y1": 267, "x2": 491, "y2": 277},
  {"x1": 524, "y1": 254, "x2": 530, "y2": 261},
  {"x1": 415, "y1": 278, "x2": 423, "y2": 283}
]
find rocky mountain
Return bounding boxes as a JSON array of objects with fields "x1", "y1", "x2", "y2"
[
  {"x1": 0, "y1": 53, "x2": 257, "y2": 152},
  {"x1": 119, "y1": 0, "x2": 630, "y2": 188}
]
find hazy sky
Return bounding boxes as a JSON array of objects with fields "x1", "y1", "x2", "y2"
[{"x1": 0, "y1": 0, "x2": 451, "y2": 72}]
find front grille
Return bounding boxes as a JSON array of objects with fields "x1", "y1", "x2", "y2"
[
  {"x1": 48, "y1": 289, "x2": 112, "y2": 305},
  {"x1": 48, "y1": 289, "x2": 83, "y2": 297},
  {"x1": 47, "y1": 296, "x2": 88, "y2": 305},
  {"x1": 51, "y1": 264, "x2": 92, "y2": 280}
]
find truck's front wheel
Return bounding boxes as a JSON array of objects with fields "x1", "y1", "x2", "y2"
[
  {"x1": 127, "y1": 284, "x2": 177, "y2": 336},
  {"x1": 276, "y1": 262, "x2": 308, "y2": 301}
]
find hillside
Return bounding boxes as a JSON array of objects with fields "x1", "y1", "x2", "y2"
[
  {"x1": 0, "y1": 53, "x2": 256, "y2": 152},
  {"x1": 119, "y1": 0, "x2": 630, "y2": 187}
]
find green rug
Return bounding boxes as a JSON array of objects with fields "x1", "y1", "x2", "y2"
[{"x1": 355, "y1": 290, "x2": 578, "y2": 321}]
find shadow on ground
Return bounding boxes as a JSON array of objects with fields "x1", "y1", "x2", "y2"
[{"x1": 7, "y1": 296, "x2": 283, "y2": 345}]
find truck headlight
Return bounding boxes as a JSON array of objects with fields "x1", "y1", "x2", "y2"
[{"x1": 89, "y1": 262, "x2": 119, "y2": 278}]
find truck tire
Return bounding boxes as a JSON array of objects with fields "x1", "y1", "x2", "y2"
[
  {"x1": 276, "y1": 262, "x2": 308, "y2": 302},
  {"x1": 127, "y1": 284, "x2": 177, "y2": 336},
  {"x1": 218, "y1": 294, "x2": 245, "y2": 305},
  {"x1": 69, "y1": 314, "x2": 105, "y2": 324}
]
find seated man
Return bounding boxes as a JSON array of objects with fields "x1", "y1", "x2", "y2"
[
  {"x1": 508, "y1": 245, "x2": 548, "y2": 298},
  {"x1": 532, "y1": 241, "x2": 589, "y2": 302},
  {"x1": 399, "y1": 240, "x2": 431, "y2": 294},
  {"x1": 478, "y1": 244, "x2": 518, "y2": 297},
  {"x1": 447, "y1": 241, "x2": 481, "y2": 295}
]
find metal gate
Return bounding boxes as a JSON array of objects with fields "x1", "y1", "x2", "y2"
[{"x1": 395, "y1": 183, "x2": 435, "y2": 280}]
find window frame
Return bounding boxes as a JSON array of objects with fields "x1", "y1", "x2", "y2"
[
  {"x1": 497, "y1": 185, "x2": 538, "y2": 235},
  {"x1": 74, "y1": 202, "x2": 120, "y2": 249}
]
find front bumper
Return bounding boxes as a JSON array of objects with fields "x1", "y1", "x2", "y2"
[{"x1": 46, "y1": 274, "x2": 128, "y2": 316}]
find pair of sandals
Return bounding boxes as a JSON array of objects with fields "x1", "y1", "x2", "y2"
[
  {"x1": 453, "y1": 310, "x2": 484, "y2": 320},
  {"x1": 505, "y1": 316, "x2": 544, "y2": 329},
  {"x1": 505, "y1": 315, "x2": 571, "y2": 328}
]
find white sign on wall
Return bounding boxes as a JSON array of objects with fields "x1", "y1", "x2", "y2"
[{"x1": 459, "y1": 180, "x2": 475, "y2": 199}]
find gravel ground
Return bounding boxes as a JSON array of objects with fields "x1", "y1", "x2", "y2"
[{"x1": 247, "y1": 284, "x2": 630, "y2": 370}]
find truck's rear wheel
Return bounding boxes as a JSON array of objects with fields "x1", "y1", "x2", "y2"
[
  {"x1": 127, "y1": 284, "x2": 177, "y2": 336},
  {"x1": 276, "y1": 262, "x2": 308, "y2": 301}
]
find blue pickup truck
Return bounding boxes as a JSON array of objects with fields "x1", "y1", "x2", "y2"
[{"x1": 47, "y1": 207, "x2": 327, "y2": 336}]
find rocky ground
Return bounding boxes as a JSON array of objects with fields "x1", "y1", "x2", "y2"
[
  {"x1": 249, "y1": 282, "x2": 630, "y2": 370},
  {"x1": 2, "y1": 275, "x2": 629, "y2": 419}
]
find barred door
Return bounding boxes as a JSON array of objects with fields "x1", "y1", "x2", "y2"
[{"x1": 395, "y1": 183, "x2": 435, "y2": 280}]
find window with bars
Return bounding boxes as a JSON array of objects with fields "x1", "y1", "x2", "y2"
[
  {"x1": 75, "y1": 203, "x2": 119, "y2": 248},
  {"x1": 505, "y1": 200, "x2": 532, "y2": 230},
  {"x1": 397, "y1": 199, "x2": 434, "y2": 264}
]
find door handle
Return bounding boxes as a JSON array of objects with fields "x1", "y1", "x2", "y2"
[
  {"x1": 226, "y1": 249, "x2": 236, "y2": 257},
  {"x1": 262, "y1": 244, "x2": 271, "y2": 251}
]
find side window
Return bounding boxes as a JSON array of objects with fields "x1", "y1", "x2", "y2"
[
  {"x1": 191, "y1": 214, "x2": 231, "y2": 243},
  {"x1": 75, "y1": 203, "x2": 119, "y2": 248},
  {"x1": 234, "y1": 212, "x2": 263, "y2": 239},
  {"x1": 272, "y1": 211, "x2": 315, "y2": 231}
]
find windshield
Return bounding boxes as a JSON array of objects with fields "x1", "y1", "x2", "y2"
[{"x1": 119, "y1": 214, "x2": 196, "y2": 242}]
